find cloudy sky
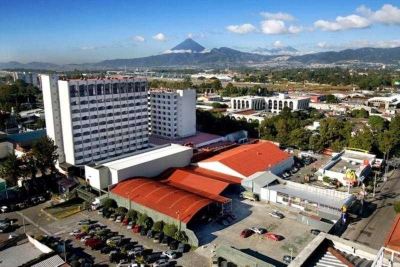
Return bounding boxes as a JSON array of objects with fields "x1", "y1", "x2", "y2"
[{"x1": 1, "y1": 0, "x2": 400, "y2": 64}]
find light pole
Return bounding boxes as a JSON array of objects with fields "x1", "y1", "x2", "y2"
[
  {"x1": 176, "y1": 211, "x2": 181, "y2": 232},
  {"x1": 289, "y1": 247, "x2": 293, "y2": 261},
  {"x1": 373, "y1": 171, "x2": 378, "y2": 198}
]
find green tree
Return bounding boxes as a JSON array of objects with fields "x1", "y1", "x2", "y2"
[
  {"x1": 143, "y1": 217, "x2": 153, "y2": 230},
  {"x1": 127, "y1": 209, "x2": 138, "y2": 221},
  {"x1": 326, "y1": 94, "x2": 338, "y2": 103},
  {"x1": 349, "y1": 127, "x2": 374, "y2": 152},
  {"x1": 137, "y1": 213, "x2": 148, "y2": 226},
  {"x1": 102, "y1": 198, "x2": 117, "y2": 209},
  {"x1": 309, "y1": 134, "x2": 324, "y2": 152},
  {"x1": 378, "y1": 130, "x2": 395, "y2": 159},
  {"x1": 163, "y1": 223, "x2": 178, "y2": 237},
  {"x1": 115, "y1": 207, "x2": 128, "y2": 215},
  {"x1": 0, "y1": 152, "x2": 22, "y2": 186},
  {"x1": 152, "y1": 221, "x2": 164, "y2": 232},
  {"x1": 289, "y1": 128, "x2": 311, "y2": 150},
  {"x1": 368, "y1": 116, "x2": 387, "y2": 133},
  {"x1": 31, "y1": 136, "x2": 58, "y2": 176},
  {"x1": 174, "y1": 231, "x2": 188, "y2": 243}
]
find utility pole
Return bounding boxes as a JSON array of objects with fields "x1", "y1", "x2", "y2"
[{"x1": 373, "y1": 171, "x2": 378, "y2": 198}]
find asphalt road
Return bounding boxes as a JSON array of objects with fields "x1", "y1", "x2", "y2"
[{"x1": 342, "y1": 169, "x2": 400, "y2": 249}]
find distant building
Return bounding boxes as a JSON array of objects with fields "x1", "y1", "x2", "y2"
[
  {"x1": 41, "y1": 75, "x2": 149, "y2": 166},
  {"x1": 11, "y1": 71, "x2": 40, "y2": 87},
  {"x1": 191, "y1": 73, "x2": 233, "y2": 82},
  {"x1": 149, "y1": 89, "x2": 196, "y2": 139},
  {"x1": 366, "y1": 94, "x2": 400, "y2": 110},
  {"x1": 230, "y1": 96, "x2": 265, "y2": 111},
  {"x1": 264, "y1": 93, "x2": 310, "y2": 114}
]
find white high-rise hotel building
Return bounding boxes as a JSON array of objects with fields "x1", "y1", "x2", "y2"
[{"x1": 41, "y1": 75, "x2": 149, "y2": 166}]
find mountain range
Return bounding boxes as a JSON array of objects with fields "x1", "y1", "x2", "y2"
[{"x1": 1, "y1": 38, "x2": 400, "y2": 70}]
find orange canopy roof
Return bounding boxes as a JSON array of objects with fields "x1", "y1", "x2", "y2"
[
  {"x1": 385, "y1": 214, "x2": 400, "y2": 251},
  {"x1": 163, "y1": 169, "x2": 231, "y2": 202},
  {"x1": 112, "y1": 178, "x2": 214, "y2": 224},
  {"x1": 201, "y1": 141, "x2": 290, "y2": 177}
]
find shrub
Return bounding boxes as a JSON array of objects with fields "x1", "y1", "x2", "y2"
[
  {"x1": 102, "y1": 198, "x2": 117, "y2": 209},
  {"x1": 394, "y1": 201, "x2": 400, "y2": 213},
  {"x1": 143, "y1": 217, "x2": 153, "y2": 230},
  {"x1": 174, "y1": 230, "x2": 188, "y2": 243},
  {"x1": 322, "y1": 176, "x2": 331, "y2": 184},
  {"x1": 137, "y1": 213, "x2": 148, "y2": 226},
  {"x1": 163, "y1": 223, "x2": 178, "y2": 237},
  {"x1": 127, "y1": 209, "x2": 138, "y2": 221},
  {"x1": 152, "y1": 221, "x2": 164, "y2": 232},
  {"x1": 81, "y1": 225, "x2": 89, "y2": 233},
  {"x1": 115, "y1": 207, "x2": 128, "y2": 215}
]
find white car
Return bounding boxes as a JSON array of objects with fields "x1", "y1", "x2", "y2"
[
  {"x1": 126, "y1": 221, "x2": 134, "y2": 229},
  {"x1": 115, "y1": 216, "x2": 122, "y2": 223},
  {"x1": 80, "y1": 235, "x2": 91, "y2": 243},
  {"x1": 1, "y1": 206, "x2": 9, "y2": 213},
  {"x1": 269, "y1": 211, "x2": 284, "y2": 219},
  {"x1": 250, "y1": 227, "x2": 266, "y2": 235},
  {"x1": 69, "y1": 229, "x2": 81, "y2": 236},
  {"x1": 162, "y1": 250, "x2": 177, "y2": 259}
]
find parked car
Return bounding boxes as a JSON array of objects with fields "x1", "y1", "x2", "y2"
[
  {"x1": 153, "y1": 232, "x2": 164, "y2": 243},
  {"x1": 127, "y1": 221, "x2": 134, "y2": 230},
  {"x1": 144, "y1": 252, "x2": 163, "y2": 263},
  {"x1": 78, "y1": 219, "x2": 92, "y2": 225},
  {"x1": 75, "y1": 232, "x2": 87, "y2": 240},
  {"x1": 15, "y1": 203, "x2": 26, "y2": 210},
  {"x1": 265, "y1": 233, "x2": 282, "y2": 241},
  {"x1": 310, "y1": 229, "x2": 321, "y2": 235},
  {"x1": 106, "y1": 236, "x2": 123, "y2": 246},
  {"x1": 162, "y1": 250, "x2": 178, "y2": 259},
  {"x1": 109, "y1": 214, "x2": 117, "y2": 221},
  {"x1": 1, "y1": 206, "x2": 9, "y2": 213},
  {"x1": 177, "y1": 242, "x2": 189, "y2": 254},
  {"x1": 169, "y1": 240, "x2": 179, "y2": 250},
  {"x1": 132, "y1": 225, "x2": 141, "y2": 233},
  {"x1": 153, "y1": 258, "x2": 170, "y2": 267},
  {"x1": 101, "y1": 245, "x2": 113, "y2": 254},
  {"x1": 115, "y1": 215, "x2": 123, "y2": 223},
  {"x1": 161, "y1": 235, "x2": 170, "y2": 245},
  {"x1": 250, "y1": 227, "x2": 266, "y2": 235},
  {"x1": 0, "y1": 224, "x2": 12, "y2": 233},
  {"x1": 38, "y1": 196, "x2": 46, "y2": 202},
  {"x1": 240, "y1": 229, "x2": 253, "y2": 238},
  {"x1": 122, "y1": 218, "x2": 130, "y2": 225},
  {"x1": 80, "y1": 235, "x2": 92, "y2": 243},
  {"x1": 240, "y1": 191, "x2": 259, "y2": 201},
  {"x1": 86, "y1": 238, "x2": 103, "y2": 250},
  {"x1": 140, "y1": 227, "x2": 147, "y2": 236},
  {"x1": 69, "y1": 229, "x2": 81, "y2": 236},
  {"x1": 269, "y1": 211, "x2": 284, "y2": 219},
  {"x1": 283, "y1": 255, "x2": 295, "y2": 264}
]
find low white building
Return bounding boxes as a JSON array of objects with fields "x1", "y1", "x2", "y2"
[
  {"x1": 317, "y1": 149, "x2": 377, "y2": 185},
  {"x1": 366, "y1": 94, "x2": 400, "y2": 110},
  {"x1": 85, "y1": 144, "x2": 193, "y2": 190},
  {"x1": 230, "y1": 96, "x2": 265, "y2": 111},
  {"x1": 149, "y1": 89, "x2": 196, "y2": 139},
  {"x1": 265, "y1": 93, "x2": 310, "y2": 114}
]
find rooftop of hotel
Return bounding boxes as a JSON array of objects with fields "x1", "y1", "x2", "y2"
[{"x1": 61, "y1": 75, "x2": 147, "y2": 82}]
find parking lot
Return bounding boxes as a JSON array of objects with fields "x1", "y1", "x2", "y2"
[{"x1": 194, "y1": 198, "x2": 315, "y2": 265}]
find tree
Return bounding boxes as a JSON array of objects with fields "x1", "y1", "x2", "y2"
[
  {"x1": 152, "y1": 221, "x2": 164, "y2": 232},
  {"x1": 163, "y1": 223, "x2": 178, "y2": 237},
  {"x1": 137, "y1": 213, "x2": 148, "y2": 226},
  {"x1": 394, "y1": 201, "x2": 400, "y2": 213},
  {"x1": 309, "y1": 134, "x2": 324, "y2": 152},
  {"x1": 115, "y1": 207, "x2": 128, "y2": 215},
  {"x1": 143, "y1": 217, "x2": 153, "y2": 230},
  {"x1": 21, "y1": 153, "x2": 37, "y2": 180},
  {"x1": 31, "y1": 136, "x2": 58, "y2": 176},
  {"x1": 349, "y1": 127, "x2": 374, "y2": 152},
  {"x1": 326, "y1": 94, "x2": 338, "y2": 103},
  {"x1": 368, "y1": 116, "x2": 387, "y2": 133},
  {"x1": 174, "y1": 231, "x2": 188, "y2": 243},
  {"x1": 127, "y1": 209, "x2": 138, "y2": 221},
  {"x1": 378, "y1": 130, "x2": 395, "y2": 159},
  {"x1": 211, "y1": 102, "x2": 228, "y2": 109},
  {"x1": 289, "y1": 128, "x2": 311, "y2": 150},
  {"x1": 0, "y1": 152, "x2": 22, "y2": 186},
  {"x1": 102, "y1": 198, "x2": 117, "y2": 209}
]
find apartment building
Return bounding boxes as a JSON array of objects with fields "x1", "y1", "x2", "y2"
[
  {"x1": 148, "y1": 89, "x2": 196, "y2": 139},
  {"x1": 41, "y1": 75, "x2": 149, "y2": 166}
]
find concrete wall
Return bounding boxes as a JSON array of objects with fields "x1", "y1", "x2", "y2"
[
  {"x1": 58, "y1": 80, "x2": 75, "y2": 165},
  {"x1": 85, "y1": 166, "x2": 110, "y2": 190},
  {"x1": 109, "y1": 192, "x2": 199, "y2": 246},
  {"x1": 270, "y1": 157, "x2": 295, "y2": 175},
  {"x1": 177, "y1": 89, "x2": 196, "y2": 138}
]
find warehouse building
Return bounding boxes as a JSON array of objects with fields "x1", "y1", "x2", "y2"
[
  {"x1": 196, "y1": 141, "x2": 294, "y2": 179},
  {"x1": 85, "y1": 144, "x2": 193, "y2": 190},
  {"x1": 107, "y1": 166, "x2": 241, "y2": 246}
]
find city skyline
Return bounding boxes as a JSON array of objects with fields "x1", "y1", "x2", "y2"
[{"x1": 1, "y1": 0, "x2": 400, "y2": 64}]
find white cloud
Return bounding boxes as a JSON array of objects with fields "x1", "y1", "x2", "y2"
[
  {"x1": 133, "y1": 35, "x2": 145, "y2": 42},
  {"x1": 260, "y1": 20, "x2": 303, "y2": 35},
  {"x1": 260, "y1": 12, "x2": 294, "y2": 21},
  {"x1": 317, "y1": 42, "x2": 329, "y2": 49},
  {"x1": 152, "y1": 33, "x2": 167, "y2": 42},
  {"x1": 226, "y1": 23, "x2": 256, "y2": 34},
  {"x1": 273, "y1": 40, "x2": 284, "y2": 48},
  {"x1": 314, "y1": 14, "x2": 370, "y2": 31},
  {"x1": 357, "y1": 4, "x2": 400, "y2": 25},
  {"x1": 260, "y1": 19, "x2": 287, "y2": 34}
]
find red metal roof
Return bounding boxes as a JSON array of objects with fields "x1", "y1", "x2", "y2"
[
  {"x1": 185, "y1": 166, "x2": 242, "y2": 184},
  {"x1": 163, "y1": 169, "x2": 231, "y2": 202},
  {"x1": 385, "y1": 214, "x2": 400, "y2": 251},
  {"x1": 111, "y1": 178, "x2": 214, "y2": 223},
  {"x1": 201, "y1": 141, "x2": 291, "y2": 177}
]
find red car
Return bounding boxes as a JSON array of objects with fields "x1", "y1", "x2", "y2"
[
  {"x1": 132, "y1": 225, "x2": 141, "y2": 233},
  {"x1": 265, "y1": 233, "x2": 282, "y2": 241},
  {"x1": 122, "y1": 218, "x2": 130, "y2": 225},
  {"x1": 75, "y1": 232, "x2": 87, "y2": 240},
  {"x1": 240, "y1": 229, "x2": 253, "y2": 238},
  {"x1": 85, "y1": 238, "x2": 103, "y2": 250}
]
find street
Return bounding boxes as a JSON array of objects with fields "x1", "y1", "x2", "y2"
[{"x1": 342, "y1": 169, "x2": 400, "y2": 249}]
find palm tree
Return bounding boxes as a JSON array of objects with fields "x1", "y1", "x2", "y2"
[
  {"x1": 0, "y1": 152, "x2": 22, "y2": 186},
  {"x1": 31, "y1": 136, "x2": 58, "y2": 177}
]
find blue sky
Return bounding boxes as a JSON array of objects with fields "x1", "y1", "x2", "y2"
[{"x1": 1, "y1": 0, "x2": 400, "y2": 64}]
